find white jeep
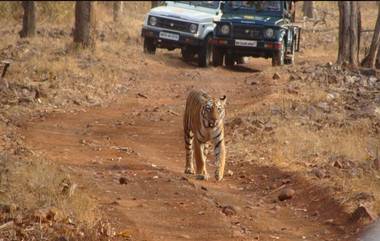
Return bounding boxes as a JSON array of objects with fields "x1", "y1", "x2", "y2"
[{"x1": 141, "y1": 1, "x2": 221, "y2": 67}]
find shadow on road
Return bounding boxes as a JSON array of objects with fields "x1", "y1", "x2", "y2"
[
  {"x1": 224, "y1": 64, "x2": 261, "y2": 73},
  {"x1": 155, "y1": 53, "x2": 265, "y2": 72}
]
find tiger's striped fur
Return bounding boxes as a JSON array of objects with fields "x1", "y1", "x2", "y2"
[{"x1": 183, "y1": 90, "x2": 227, "y2": 181}]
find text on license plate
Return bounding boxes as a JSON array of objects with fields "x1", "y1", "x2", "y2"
[
  {"x1": 159, "y1": 32, "x2": 179, "y2": 41},
  {"x1": 235, "y1": 39, "x2": 257, "y2": 47}
]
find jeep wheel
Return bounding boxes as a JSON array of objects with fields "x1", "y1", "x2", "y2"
[
  {"x1": 198, "y1": 35, "x2": 212, "y2": 67},
  {"x1": 272, "y1": 39, "x2": 285, "y2": 66},
  {"x1": 144, "y1": 37, "x2": 156, "y2": 54},
  {"x1": 181, "y1": 47, "x2": 195, "y2": 62},
  {"x1": 225, "y1": 53, "x2": 235, "y2": 67},
  {"x1": 212, "y1": 47, "x2": 224, "y2": 67}
]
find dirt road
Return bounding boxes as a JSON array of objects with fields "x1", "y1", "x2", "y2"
[{"x1": 20, "y1": 52, "x2": 359, "y2": 241}]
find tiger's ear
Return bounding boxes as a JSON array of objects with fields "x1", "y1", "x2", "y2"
[{"x1": 219, "y1": 95, "x2": 227, "y2": 105}]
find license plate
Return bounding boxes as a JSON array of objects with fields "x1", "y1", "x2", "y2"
[
  {"x1": 235, "y1": 39, "x2": 257, "y2": 47},
  {"x1": 159, "y1": 32, "x2": 179, "y2": 41}
]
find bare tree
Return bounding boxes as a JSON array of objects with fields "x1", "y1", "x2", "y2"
[
  {"x1": 113, "y1": 1, "x2": 123, "y2": 22},
  {"x1": 303, "y1": 1, "x2": 314, "y2": 19},
  {"x1": 337, "y1": 1, "x2": 361, "y2": 67},
  {"x1": 20, "y1": 1, "x2": 36, "y2": 38},
  {"x1": 74, "y1": 1, "x2": 96, "y2": 49},
  {"x1": 361, "y1": 3, "x2": 380, "y2": 69}
]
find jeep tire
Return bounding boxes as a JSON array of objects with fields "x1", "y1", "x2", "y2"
[
  {"x1": 272, "y1": 39, "x2": 285, "y2": 66},
  {"x1": 144, "y1": 37, "x2": 156, "y2": 54},
  {"x1": 225, "y1": 53, "x2": 235, "y2": 67},
  {"x1": 198, "y1": 35, "x2": 212, "y2": 67},
  {"x1": 212, "y1": 47, "x2": 224, "y2": 67}
]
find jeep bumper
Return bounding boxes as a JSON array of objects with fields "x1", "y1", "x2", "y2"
[
  {"x1": 141, "y1": 27, "x2": 203, "y2": 49},
  {"x1": 210, "y1": 38, "x2": 282, "y2": 58}
]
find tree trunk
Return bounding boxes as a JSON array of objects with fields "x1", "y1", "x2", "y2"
[
  {"x1": 20, "y1": 1, "x2": 36, "y2": 38},
  {"x1": 361, "y1": 3, "x2": 380, "y2": 68},
  {"x1": 113, "y1": 1, "x2": 123, "y2": 22},
  {"x1": 151, "y1": 1, "x2": 160, "y2": 9},
  {"x1": 376, "y1": 47, "x2": 380, "y2": 68},
  {"x1": 337, "y1": 1, "x2": 361, "y2": 68},
  {"x1": 290, "y1": 1, "x2": 296, "y2": 22},
  {"x1": 74, "y1": 1, "x2": 96, "y2": 49},
  {"x1": 349, "y1": 1, "x2": 359, "y2": 66},
  {"x1": 357, "y1": 6, "x2": 361, "y2": 62},
  {"x1": 337, "y1": 1, "x2": 350, "y2": 65},
  {"x1": 303, "y1": 1, "x2": 313, "y2": 18}
]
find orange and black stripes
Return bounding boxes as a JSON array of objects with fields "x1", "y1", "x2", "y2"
[{"x1": 183, "y1": 90, "x2": 227, "y2": 181}]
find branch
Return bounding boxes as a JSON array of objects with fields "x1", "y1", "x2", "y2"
[
  {"x1": 361, "y1": 29, "x2": 375, "y2": 33},
  {"x1": 1, "y1": 61, "x2": 10, "y2": 78},
  {"x1": 302, "y1": 27, "x2": 337, "y2": 33}
]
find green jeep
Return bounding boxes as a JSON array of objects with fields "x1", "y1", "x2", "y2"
[{"x1": 211, "y1": 1, "x2": 300, "y2": 67}]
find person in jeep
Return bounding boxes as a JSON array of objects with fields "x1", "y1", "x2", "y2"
[
  {"x1": 211, "y1": 0, "x2": 300, "y2": 67},
  {"x1": 232, "y1": 1, "x2": 281, "y2": 11}
]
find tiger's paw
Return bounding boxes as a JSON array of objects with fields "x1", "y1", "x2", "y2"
[
  {"x1": 184, "y1": 167, "x2": 195, "y2": 175},
  {"x1": 215, "y1": 171, "x2": 224, "y2": 181}
]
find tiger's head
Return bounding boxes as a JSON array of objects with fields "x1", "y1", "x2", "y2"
[{"x1": 201, "y1": 95, "x2": 227, "y2": 128}]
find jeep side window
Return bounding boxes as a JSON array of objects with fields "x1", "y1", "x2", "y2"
[
  {"x1": 227, "y1": 1, "x2": 251, "y2": 9},
  {"x1": 263, "y1": 1, "x2": 281, "y2": 11}
]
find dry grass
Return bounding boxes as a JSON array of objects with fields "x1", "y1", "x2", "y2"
[
  {"x1": 0, "y1": 2, "x2": 151, "y2": 239},
  {"x1": 274, "y1": 122, "x2": 374, "y2": 165},
  {"x1": 0, "y1": 157, "x2": 98, "y2": 224},
  {"x1": 272, "y1": 119, "x2": 380, "y2": 213},
  {"x1": 0, "y1": 2, "x2": 151, "y2": 121},
  {"x1": 0, "y1": 2, "x2": 21, "y2": 21},
  {"x1": 0, "y1": 154, "x2": 106, "y2": 240}
]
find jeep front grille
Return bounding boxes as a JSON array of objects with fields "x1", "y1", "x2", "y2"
[
  {"x1": 233, "y1": 26, "x2": 262, "y2": 40},
  {"x1": 153, "y1": 17, "x2": 192, "y2": 33}
]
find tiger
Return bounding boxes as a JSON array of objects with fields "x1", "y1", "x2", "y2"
[{"x1": 183, "y1": 90, "x2": 227, "y2": 181}]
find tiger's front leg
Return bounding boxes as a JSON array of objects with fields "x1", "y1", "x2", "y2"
[
  {"x1": 184, "y1": 130, "x2": 195, "y2": 174},
  {"x1": 214, "y1": 133, "x2": 226, "y2": 181},
  {"x1": 194, "y1": 139, "x2": 209, "y2": 180}
]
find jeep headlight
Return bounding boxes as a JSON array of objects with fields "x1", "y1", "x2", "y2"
[
  {"x1": 189, "y1": 23, "x2": 198, "y2": 34},
  {"x1": 149, "y1": 16, "x2": 157, "y2": 26},
  {"x1": 220, "y1": 24, "x2": 230, "y2": 35},
  {"x1": 265, "y1": 28, "x2": 274, "y2": 38}
]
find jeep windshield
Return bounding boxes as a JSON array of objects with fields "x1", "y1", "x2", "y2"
[
  {"x1": 176, "y1": 1, "x2": 220, "y2": 9},
  {"x1": 224, "y1": 1, "x2": 282, "y2": 13},
  {"x1": 166, "y1": 1, "x2": 220, "y2": 13}
]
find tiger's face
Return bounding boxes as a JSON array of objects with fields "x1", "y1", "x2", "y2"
[{"x1": 202, "y1": 95, "x2": 227, "y2": 128}]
